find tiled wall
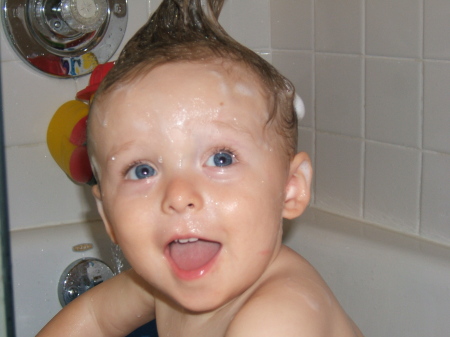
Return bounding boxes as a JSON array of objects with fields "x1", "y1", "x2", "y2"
[
  {"x1": 271, "y1": 0, "x2": 450, "y2": 246},
  {"x1": 2, "y1": 0, "x2": 449, "y2": 247}
]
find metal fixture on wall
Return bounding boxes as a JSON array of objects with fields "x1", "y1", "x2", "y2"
[
  {"x1": 58, "y1": 258, "x2": 114, "y2": 307},
  {"x1": 2, "y1": 0, "x2": 127, "y2": 78}
]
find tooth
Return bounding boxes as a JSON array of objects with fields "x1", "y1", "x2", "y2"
[{"x1": 176, "y1": 238, "x2": 199, "y2": 244}]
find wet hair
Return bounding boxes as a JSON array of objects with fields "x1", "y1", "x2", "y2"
[{"x1": 92, "y1": 0, "x2": 298, "y2": 157}]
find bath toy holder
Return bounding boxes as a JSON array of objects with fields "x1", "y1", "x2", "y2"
[
  {"x1": 58, "y1": 257, "x2": 114, "y2": 307},
  {"x1": 2, "y1": 0, "x2": 127, "y2": 77}
]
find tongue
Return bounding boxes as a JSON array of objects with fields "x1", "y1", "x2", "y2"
[{"x1": 170, "y1": 240, "x2": 221, "y2": 271}]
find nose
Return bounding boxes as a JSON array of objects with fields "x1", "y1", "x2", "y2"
[{"x1": 161, "y1": 175, "x2": 204, "y2": 214}]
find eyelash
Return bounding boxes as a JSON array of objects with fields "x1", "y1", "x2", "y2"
[
  {"x1": 122, "y1": 160, "x2": 152, "y2": 177},
  {"x1": 207, "y1": 147, "x2": 239, "y2": 163}
]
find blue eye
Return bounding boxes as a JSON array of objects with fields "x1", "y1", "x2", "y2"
[
  {"x1": 206, "y1": 152, "x2": 235, "y2": 167},
  {"x1": 126, "y1": 164, "x2": 156, "y2": 180}
]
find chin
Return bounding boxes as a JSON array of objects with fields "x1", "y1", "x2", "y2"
[
  {"x1": 167, "y1": 282, "x2": 240, "y2": 314},
  {"x1": 178, "y1": 296, "x2": 230, "y2": 314}
]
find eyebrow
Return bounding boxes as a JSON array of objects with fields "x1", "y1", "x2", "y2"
[
  {"x1": 210, "y1": 118, "x2": 259, "y2": 141},
  {"x1": 105, "y1": 140, "x2": 138, "y2": 164}
]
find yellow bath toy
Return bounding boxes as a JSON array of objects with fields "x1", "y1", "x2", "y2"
[
  {"x1": 47, "y1": 62, "x2": 114, "y2": 185},
  {"x1": 47, "y1": 100, "x2": 93, "y2": 184}
]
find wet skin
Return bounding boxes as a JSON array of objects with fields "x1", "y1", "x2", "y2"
[{"x1": 89, "y1": 60, "x2": 297, "y2": 314}]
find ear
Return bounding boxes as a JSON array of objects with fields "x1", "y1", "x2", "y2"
[
  {"x1": 282, "y1": 152, "x2": 312, "y2": 219},
  {"x1": 92, "y1": 184, "x2": 118, "y2": 244}
]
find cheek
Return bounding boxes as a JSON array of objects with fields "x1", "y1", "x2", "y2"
[
  {"x1": 213, "y1": 183, "x2": 282, "y2": 235},
  {"x1": 206, "y1": 196, "x2": 238, "y2": 216},
  {"x1": 251, "y1": 178, "x2": 287, "y2": 217},
  {"x1": 104, "y1": 195, "x2": 155, "y2": 235},
  {"x1": 215, "y1": 170, "x2": 285, "y2": 215}
]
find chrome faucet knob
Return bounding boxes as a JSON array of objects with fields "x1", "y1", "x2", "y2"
[{"x1": 61, "y1": 0, "x2": 108, "y2": 33}]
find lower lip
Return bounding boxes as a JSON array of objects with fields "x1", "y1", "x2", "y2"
[{"x1": 165, "y1": 246, "x2": 221, "y2": 281}]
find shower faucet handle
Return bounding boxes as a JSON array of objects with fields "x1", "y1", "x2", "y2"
[{"x1": 61, "y1": 0, "x2": 108, "y2": 33}]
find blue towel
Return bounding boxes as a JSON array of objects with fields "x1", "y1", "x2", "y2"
[{"x1": 126, "y1": 320, "x2": 158, "y2": 337}]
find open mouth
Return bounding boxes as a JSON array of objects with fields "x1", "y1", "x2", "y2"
[{"x1": 168, "y1": 238, "x2": 221, "y2": 272}]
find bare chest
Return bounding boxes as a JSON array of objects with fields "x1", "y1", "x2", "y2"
[{"x1": 156, "y1": 315, "x2": 232, "y2": 337}]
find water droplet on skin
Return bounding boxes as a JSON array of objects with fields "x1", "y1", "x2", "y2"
[
  {"x1": 111, "y1": 243, "x2": 124, "y2": 275},
  {"x1": 111, "y1": 156, "x2": 116, "y2": 161}
]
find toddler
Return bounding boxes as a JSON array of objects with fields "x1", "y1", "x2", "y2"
[{"x1": 38, "y1": 0, "x2": 363, "y2": 336}]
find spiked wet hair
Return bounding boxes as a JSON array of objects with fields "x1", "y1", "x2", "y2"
[{"x1": 92, "y1": 0, "x2": 298, "y2": 157}]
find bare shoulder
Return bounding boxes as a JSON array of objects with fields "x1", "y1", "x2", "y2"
[
  {"x1": 37, "y1": 269, "x2": 156, "y2": 336},
  {"x1": 225, "y1": 246, "x2": 363, "y2": 337}
]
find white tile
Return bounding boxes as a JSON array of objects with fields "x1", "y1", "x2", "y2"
[
  {"x1": 220, "y1": 0, "x2": 270, "y2": 49},
  {"x1": 1, "y1": 61, "x2": 77, "y2": 147},
  {"x1": 150, "y1": 0, "x2": 163, "y2": 12},
  {"x1": 271, "y1": 0, "x2": 313, "y2": 50},
  {"x1": 315, "y1": 132, "x2": 364, "y2": 219},
  {"x1": 315, "y1": 54, "x2": 364, "y2": 137},
  {"x1": 365, "y1": 57, "x2": 422, "y2": 148},
  {"x1": 272, "y1": 51, "x2": 314, "y2": 127},
  {"x1": 6, "y1": 144, "x2": 99, "y2": 231},
  {"x1": 420, "y1": 152, "x2": 450, "y2": 246},
  {"x1": 255, "y1": 50, "x2": 272, "y2": 63},
  {"x1": 366, "y1": 0, "x2": 422, "y2": 58},
  {"x1": 423, "y1": 61, "x2": 450, "y2": 154},
  {"x1": 424, "y1": 0, "x2": 450, "y2": 60},
  {"x1": 217, "y1": 0, "x2": 232, "y2": 29},
  {"x1": 315, "y1": 0, "x2": 363, "y2": 54},
  {"x1": 74, "y1": 74, "x2": 90, "y2": 94},
  {"x1": 122, "y1": 0, "x2": 152, "y2": 42},
  {"x1": 298, "y1": 127, "x2": 314, "y2": 159},
  {"x1": 364, "y1": 142, "x2": 421, "y2": 234}
]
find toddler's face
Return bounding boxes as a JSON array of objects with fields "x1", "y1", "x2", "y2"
[{"x1": 90, "y1": 61, "x2": 293, "y2": 312}]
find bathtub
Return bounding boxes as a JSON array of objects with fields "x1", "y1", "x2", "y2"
[
  {"x1": 10, "y1": 208, "x2": 450, "y2": 336},
  {"x1": 10, "y1": 220, "x2": 117, "y2": 336}
]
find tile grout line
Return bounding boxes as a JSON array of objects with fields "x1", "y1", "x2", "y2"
[
  {"x1": 361, "y1": 0, "x2": 367, "y2": 220},
  {"x1": 418, "y1": 0, "x2": 425, "y2": 236},
  {"x1": 311, "y1": 0, "x2": 317, "y2": 207}
]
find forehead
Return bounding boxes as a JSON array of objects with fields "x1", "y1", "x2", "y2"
[{"x1": 90, "y1": 61, "x2": 269, "y2": 137}]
